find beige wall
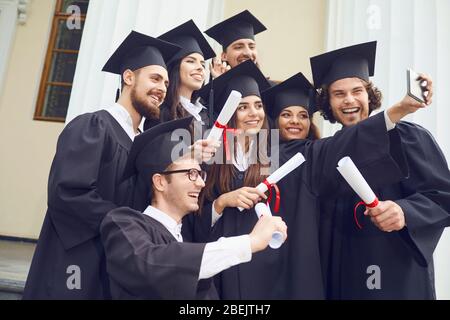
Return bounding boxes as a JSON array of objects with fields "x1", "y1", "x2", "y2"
[
  {"x1": 0, "y1": 0, "x2": 63, "y2": 239},
  {"x1": 223, "y1": 0, "x2": 327, "y2": 82}
]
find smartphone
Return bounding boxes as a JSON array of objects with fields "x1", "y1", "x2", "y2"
[{"x1": 407, "y1": 69, "x2": 426, "y2": 103}]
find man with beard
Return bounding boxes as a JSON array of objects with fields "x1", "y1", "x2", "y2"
[{"x1": 23, "y1": 31, "x2": 182, "y2": 299}]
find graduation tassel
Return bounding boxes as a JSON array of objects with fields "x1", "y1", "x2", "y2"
[
  {"x1": 115, "y1": 88, "x2": 120, "y2": 103},
  {"x1": 115, "y1": 76, "x2": 121, "y2": 103},
  {"x1": 309, "y1": 88, "x2": 319, "y2": 114},
  {"x1": 208, "y1": 72, "x2": 214, "y2": 128},
  {"x1": 214, "y1": 121, "x2": 239, "y2": 162}
]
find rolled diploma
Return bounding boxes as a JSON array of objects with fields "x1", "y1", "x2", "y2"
[
  {"x1": 336, "y1": 156, "x2": 377, "y2": 205},
  {"x1": 206, "y1": 90, "x2": 242, "y2": 142},
  {"x1": 254, "y1": 203, "x2": 284, "y2": 249},
  {"x1": 238, "y1": 152, "x2": 306, "y2": 211}
]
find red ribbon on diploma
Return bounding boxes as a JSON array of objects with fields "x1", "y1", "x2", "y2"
[
  {"x1": 353, "y1": 197, "x2": 379, "y2": 229},
  {"x1": 263, "y1": 180, "x2": 281, "y2": 213},
  {"x1": 214, "y1": 121, "x2": 239, "y2": 161}
]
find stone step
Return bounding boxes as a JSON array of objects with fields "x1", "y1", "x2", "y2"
[{"x1": 0, "y1": 239, "x2": 35, "y2": 300}]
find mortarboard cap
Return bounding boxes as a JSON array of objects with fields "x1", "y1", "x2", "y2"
[
  {"x1": 197, "y1": 60, "x2": 271, "y2": 115},
  {"x1": 122, "y1": 116, "x2": 194, "y2": 181},
  {"x1": 159, "y1": 20, "x2": 216, "y2": 65},
  {"x1": 205, "y1": 10, "x2": 267, "y2": 50},
  {"x1": 102, "y1": 30, "x2": 182, "y2": 75},
  {"x1": 262, "y1": 73, "x2": 317, "y2": 119},
  {"x1": 310, "y1": 41, "x2": 377, "y2": 88}
]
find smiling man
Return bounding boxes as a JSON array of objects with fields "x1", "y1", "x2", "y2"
[
  {"x1": 311, "y1": 41, "x2": 450, "y2": 299},
  {"x1": 205, "y1": 10, "x2": 269, "y2": 80},
  {"x1": 100, "y1": 117, "x2": 287, "y2": 299},
  {"x1": 23, "y1": 31, "x2": 181, "y2": 300}
]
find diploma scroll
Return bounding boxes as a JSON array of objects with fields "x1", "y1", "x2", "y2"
[
  {"x1": 254, "y1": 203, "x2": 285, "y2": 249},
  {"x1": 337, "y1": 156, "x2": 379, "y2": 229},
  {"x1": 238, "y1": 152, "x2": 306, "y2": 211},
  {"x1": 206, "y1": 90, "x2": 242, "y2": 142}
]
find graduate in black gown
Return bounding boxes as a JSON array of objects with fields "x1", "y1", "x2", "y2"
[
  {"x1": 261, "y1": 73, "x2": 324, "y2": 298},
  {"x1": 143, "y1": 20, "x2": 216, "y2": 132},
  {"x1": 23, "y1": 31, "x2": 181, "y2": 299},
  {"x1": 312, "y1": 41, "x2": 450, "y2": 299},
  {"x1": 198, "y1": 61, "x2": 280, "y2": 300},
  {"x1": 261, "y1": 71, "x2": 413, "y2": 299},
  {"x1": 100, "y1": 117, "x2": 287, "y2": 299}
]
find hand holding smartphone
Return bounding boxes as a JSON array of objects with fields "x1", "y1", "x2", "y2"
[{"x1": 407, "y1": 69, "x2": 428, "y2": 104}]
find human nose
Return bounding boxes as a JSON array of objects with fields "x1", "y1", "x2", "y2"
[
  {"x1": 344, "y1": 92, "x2": 355, "y2": 104},
  {"x1": 290, "y1": 115, "x2": 300, "y2": 124},
  {"x1": 242, "y1": 46, "x2": 253, "y2": 57},
  {"x1": 196, "y1": 61, "x2": 204, "y2": 71},
  {"x1": 157, "y1": 81, "x2": 167, "y2": 94},
  {"x1": 195, "y1": 175, "x2": 206, "y2": 188}
]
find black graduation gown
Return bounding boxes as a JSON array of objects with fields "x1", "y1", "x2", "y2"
[
  {"x1": 275, "y1": 112, "x2": 408, "y2": 300},
  {"x1": 185, "y1": 112, "x2": 407, "y2": 299},
  {"x1": 23, "y1": 110, "x2": 134, "y2": 300},
  {"x1": 322, "y1": 121, "x2": 450, "y2": 300},
  {"x1": 100, "y1": 207, "x2": 218, "y2": 300}
]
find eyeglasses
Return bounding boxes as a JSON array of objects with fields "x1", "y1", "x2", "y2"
[{"x1": 160, "y1": 168, "x2": 207, "y2": 182}]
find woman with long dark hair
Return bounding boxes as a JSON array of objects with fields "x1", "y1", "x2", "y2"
[
  {"x1": 182, "y1": 60, "x2": 292, "y2": 300},
  {"x1": 143, "y1": 20, "x2": 215, "y2": 135}
]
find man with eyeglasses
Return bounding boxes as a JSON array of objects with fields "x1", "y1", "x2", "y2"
[{"x1": 100, "y1": 117, "x2": 287, "y2": 299}]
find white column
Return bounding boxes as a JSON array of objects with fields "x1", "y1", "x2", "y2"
[
  {"x1": 0, "y1": 0, "x2": 19, "y2": 97},
  {"x1": 66, "y1": 0, "x2": 224, "y2": 124},
  {"x1": 433, "y1": 0, "x2": 450, "y2": 301}
]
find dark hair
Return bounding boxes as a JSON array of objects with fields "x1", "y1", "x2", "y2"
[
  {"x1": 150, "y1": 152, "x2": 196, "y2": 206},
  {"x1": 165, "y1": 59, "x2": 186, "y2": 120},
  {"x1": 316, "y1": 80, "x2": 382, "y2": 124},
  {"x1": 164, "y1": 58, "x2": 206, "y2": 122},
  {"x1": 222, "y1": 40, "x2": 260, "y2": 70},
  {"x1": 201, "y1": 103, "x2": 271, "y2": 206},
  {"x1": 308, "y1": 122, "x2": 321, "y2": 140}
]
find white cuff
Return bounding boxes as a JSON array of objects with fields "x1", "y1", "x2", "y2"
[
  {"x1": 211, "y1": 200, "x2": 223, "y2": 227},
  {"x1": 384, "y1": 110, "x2": 396, "y2": 131},
  {"x1": 198, "y1": 235, "x2": 252, "y2": 280}
]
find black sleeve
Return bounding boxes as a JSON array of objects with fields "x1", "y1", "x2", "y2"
[
  {"x1": 394, "y1": 122, "x2": 450, "y2": 266},
  {"x1": 48, "y1": 113, "x2": 118, "y2": 250},
  {"x1": 101, "y1": 208, "x2": 206, "y2": 299},
  {"x1": 307, "y1": 112, "x2": 408, "y2": 196}
]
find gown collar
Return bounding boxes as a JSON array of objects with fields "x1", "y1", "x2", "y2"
[{"x1": 143, "y1": 205, "x2": 183, "y2": 242}]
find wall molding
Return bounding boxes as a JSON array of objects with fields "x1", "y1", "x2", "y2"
[
  {"x1": 17, "y1": 0, "x2": 30, "y2": 25},
  {"x1": 0, "y1": 0, "x2": 19, "y2": 97}
]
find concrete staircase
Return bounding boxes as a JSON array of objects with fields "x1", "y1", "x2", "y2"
[{"x1": 0, "y1": 240, "x2": 35, "y2": 300}]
